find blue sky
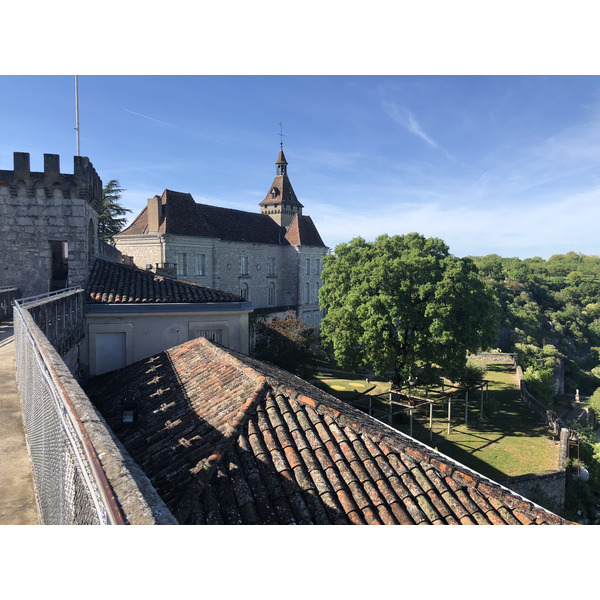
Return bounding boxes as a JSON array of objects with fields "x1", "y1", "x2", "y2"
[
  {"x1": 3, "y1": 75, "x2": 600, "y2": 259},
  {"x1": 2, "y1": 4, "x2": 600, "y2": 261}
]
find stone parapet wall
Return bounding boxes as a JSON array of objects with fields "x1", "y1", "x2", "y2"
[
  {"x1": 469, "y1": 352, "x2": 516, "y2": 363},
  {"x1": 97, "y1": 240, "x2": 122, "y2": 264},
  {"x1": 500, "y1": 470, "x2": 566, "y2": 513}
]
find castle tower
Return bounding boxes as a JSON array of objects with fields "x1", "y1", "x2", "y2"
[
  {"x1": 0, "y1": 152, "x2": 103, "y2": 297},
  {"x1": 259, "y1": 148, "x2": 303, "y2": 229}
]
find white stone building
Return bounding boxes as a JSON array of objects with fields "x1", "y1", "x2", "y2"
[{"x1": 114, "y1": 149, "x2": 329, "y2": 329}]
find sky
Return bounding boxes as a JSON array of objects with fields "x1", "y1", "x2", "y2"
[
  {"x1": 3, "y1": 74, "x2": 600, "y2": 260},
  {"x1": 2, "y1": 3, "x2": 600, "y2": 263}
]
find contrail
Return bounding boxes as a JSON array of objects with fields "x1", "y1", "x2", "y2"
[{"x1": 123, "y1": 108, "x2": 231, "y2": 145}]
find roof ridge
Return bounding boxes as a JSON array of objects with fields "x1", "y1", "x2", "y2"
[
  {"x1": 172, "y1": 339, "x2": 274, "y2": 523},
  {"x1": 173, "y1": 372, "x2": 271, "y2": 524}
]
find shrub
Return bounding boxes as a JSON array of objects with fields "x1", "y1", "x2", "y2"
[{"x1": 523, "y1": 365, "x2": 556, "y2": 406}]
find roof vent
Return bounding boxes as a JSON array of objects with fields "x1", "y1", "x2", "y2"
[{"x1": 122, "y1": 397, "x2": 138, "y2": 423}]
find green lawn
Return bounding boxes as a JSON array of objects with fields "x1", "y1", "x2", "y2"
[{"x1": 314, "y1": 361, "x2": 560, "y2": 482}]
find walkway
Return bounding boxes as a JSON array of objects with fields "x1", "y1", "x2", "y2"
[{"x1": 0, "y1": 320, "x2": 39, "y2": 524}]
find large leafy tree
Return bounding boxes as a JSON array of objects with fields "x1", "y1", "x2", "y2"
[
  {"x1": 252, "y1": 311, "x2": 321, "y2": 375},
  {"x1": 319, "y1": 233, "x2": 500, "y2": 387},
  {"x1": 98, "y1": 179, "x2": 131, "y2": 241}
]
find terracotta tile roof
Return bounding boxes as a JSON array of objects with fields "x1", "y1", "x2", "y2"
[
  {"x1": 85, "y1": 338, "x2": 571, "y2": 525},
  {"x1": 119, "y1": 189, "x2": 291, "y2": 245},
  {"x1": 86, "y1": 258, "x2": 244, "y2": 304},
  {"x1": 284, "y1": 214, "x2": 326, "y2": 247}
]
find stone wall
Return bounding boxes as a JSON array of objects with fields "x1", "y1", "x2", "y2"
[
  {"x1": 469, "y1": 352, "x2": 516, "y2": 363},
  {"x1": 0, "y1": 287, "x2": 20, "y2": 321},
  {"x1": 0, "y1": 153, "x2": 102, "y2": 297},
  {"x1": 113, "y1": 233, "x2": 164, "y2": 274},
  {"x1": 500, "y1": 470, "x2": 566, "y2": 514},
  {"x1": 97, "y1": 240, "x2": 122, "y2": 264}
]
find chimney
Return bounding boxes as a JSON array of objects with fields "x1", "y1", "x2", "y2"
[{"x1": 147, "y1": 195, "x2": 162, "y2": 232}]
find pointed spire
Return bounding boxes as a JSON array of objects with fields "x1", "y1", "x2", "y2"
[
  {"x1": 276, "y1": 149, "x2": 288, "y2": 175},
  {"x1": 277, "y1": 122, "x2": 287, "y2": 175}
]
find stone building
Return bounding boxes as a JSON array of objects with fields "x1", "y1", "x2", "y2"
[
  {"x1": 114, "y1": 149, "x2": 329, "y2": 329},
  {"x1": 0, "y1": 152, "x2": 106, "y2": 297}
]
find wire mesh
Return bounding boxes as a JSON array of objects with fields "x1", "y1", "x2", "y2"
[{"x1": 13, "y1": 297, "x2": 111, "y2": 525}]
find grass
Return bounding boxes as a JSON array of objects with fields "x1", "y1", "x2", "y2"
[{"x1": 314, "y1": 360, "x2": 560, "y2": 483}]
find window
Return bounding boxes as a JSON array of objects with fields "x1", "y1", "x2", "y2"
[
  {"x1": 268, "y1": 258, "x2": 276, "y2": 275},
  {"x1": 196, "y1": 253, "x2": 206, "y2": 276},
  {"x1": 314, "y1": 282, "x2": 320, "y2": 304},
  {"x1": 49, "y1": 240, "x2": 68, "y2": 291},
  {"x1": 176, "y1": 253, "x2": 187, "y2": 277},
  {"x1": 241, "y1": 255, "x2": 249, "y2": 275},
  {"x1": 316, "y1": 258, "x2": 321, "y2": 275},
  {"x1": 305, "y1": 258, "x2": 310, "y2": 275},
  {"x1": 268, "y1": 282, "x2": 276, "y2": 306},
  {"x1": 241, "y1": 282, "x2": 249, "y2": 300},
  {"x1": 305, "y1": 282, "x2": 310, "y2": 304}
]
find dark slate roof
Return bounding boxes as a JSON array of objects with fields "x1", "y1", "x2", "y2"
[
  {"x1": 259, "y1": 174, "x2": 303, "y2": 209},
  {"x1": 284, "y1": 214, "x2": 326, "y2": 247},
  {"x1": 86, "y1": 258, "x2": 244, "y2": 304},
  {"x1": 119, "y1": 189, "x2": 290, "y2": 245},
  {"x1": 85, "y1": 337, "x2": 571, "y2": 525}
]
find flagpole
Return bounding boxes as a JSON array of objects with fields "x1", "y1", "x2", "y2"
[{"x1": 75, "y1": 75, "x2": 80, "y2": 156}]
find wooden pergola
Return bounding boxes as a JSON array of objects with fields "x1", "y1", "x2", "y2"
[{"x1": 354, "y1": 380, "x2": 489, "y2": 440}]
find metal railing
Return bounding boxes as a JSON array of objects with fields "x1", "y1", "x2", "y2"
[{"x1": 13, "y1": 290, "x2": 124, "y2": 524}]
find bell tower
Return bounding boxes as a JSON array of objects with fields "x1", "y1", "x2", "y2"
[{"x1": 260, "y1": 146, "x2": 303, "y2": 229}]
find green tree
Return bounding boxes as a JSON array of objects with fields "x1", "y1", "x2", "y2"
[
  {"x1": 98, "y1": 180, "x2": 131, "y2": 241},
  {"x1": 252, "y1": 311, "x2": 321, "y2": 375},
  {"x1": 589, "y1": 387, "x2": 600, "y2": 419},
  {"x1": 523, "y1": 365, "x2": 556, "y2": 406},
  {"x1": 319, "y1": 233, "x2": 500, "y2": 387}
]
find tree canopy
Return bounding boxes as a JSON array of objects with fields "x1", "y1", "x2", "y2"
[
  {"x1": 319, "y1": 233, "x2": 500, "y2": 386},
  {"x1": 252, "y1": 311, "x2": 321, "y2": 375},
  {"x1": 98, "y1": 179, "x2": 131, "y2": 241},
  {"x1": 470, "y1": 252, "x2": 600, "y2": 396}
]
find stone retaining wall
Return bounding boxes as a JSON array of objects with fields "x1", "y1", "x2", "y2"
[{"x1": 500, "y1": 470, "x2": 566, "y2": 513}]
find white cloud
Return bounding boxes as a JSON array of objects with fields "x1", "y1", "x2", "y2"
[{"x1": 311, "y1": 185, "x2": 600, "y2": 259}]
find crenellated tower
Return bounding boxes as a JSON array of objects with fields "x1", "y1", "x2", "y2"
[{"x1": 0, "y1": 152, "x2": 104, "y2": 296}]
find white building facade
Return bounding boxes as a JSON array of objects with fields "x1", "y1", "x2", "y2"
[{"x1": 115, "y1": 149, "x2": 329, "y2": 328}]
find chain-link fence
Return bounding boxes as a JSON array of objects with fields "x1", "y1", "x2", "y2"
[{"x1": 14, "y1": 291, "x2": 124, "y2": 525}]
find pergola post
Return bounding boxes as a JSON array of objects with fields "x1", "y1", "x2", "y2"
[
  {"x1": 447, "y1": 394, "x2": 452, "y2": 435},
  {"x1": 465, "y1": 390, "x2": 469, "y2": 428},
  {"x1": 480, "y1": 383, "x2": 484, "y2": 417},
  {"x1": 429, "y1": 402, "x2": 433, "y2": 441}
]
